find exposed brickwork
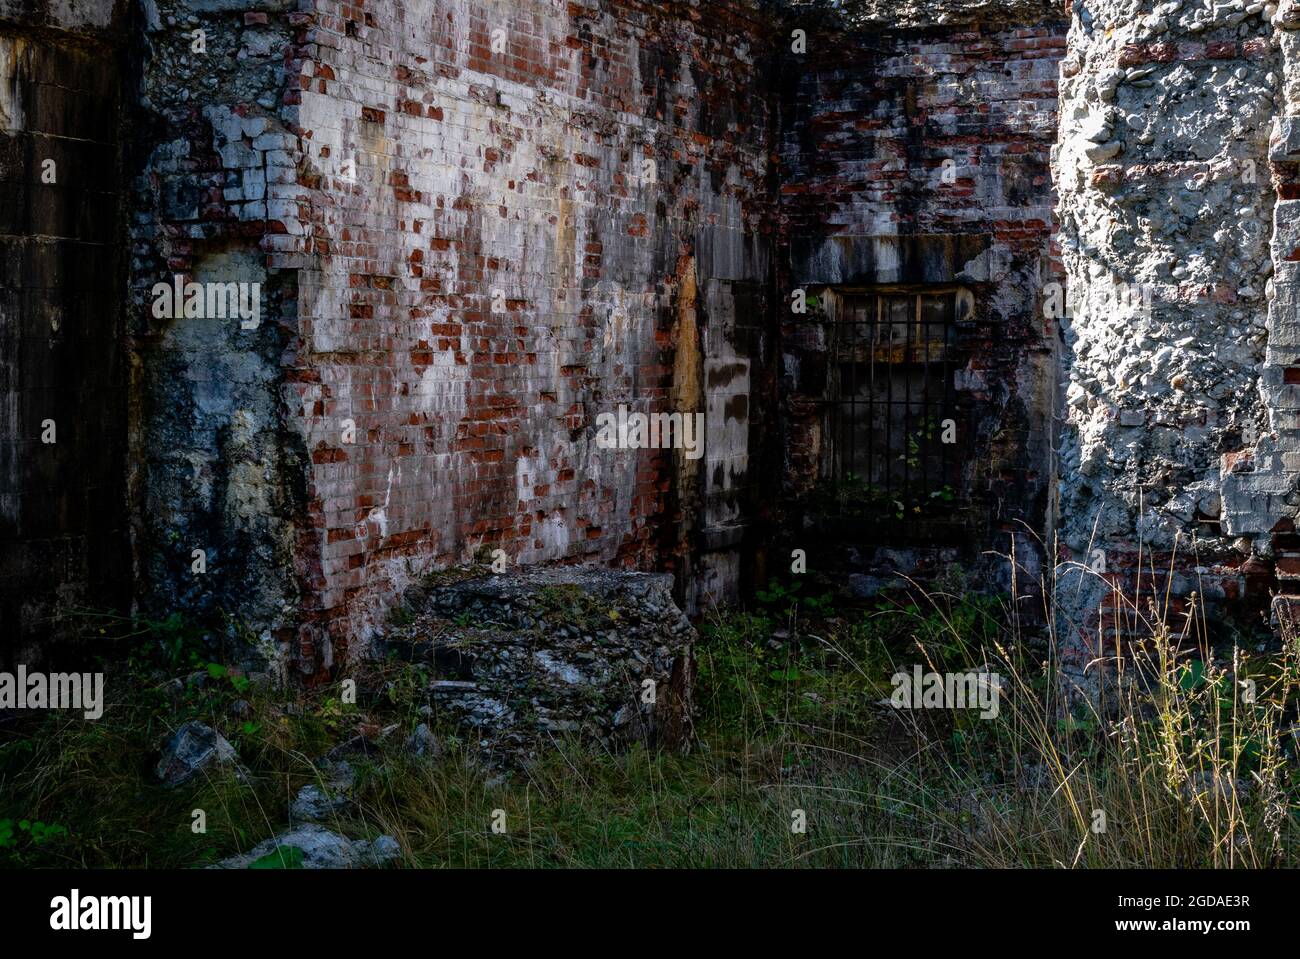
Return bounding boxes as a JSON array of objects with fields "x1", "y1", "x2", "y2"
[
  {"x1": 279, "y1": 0, "x2": 774, "y2": 667},
  {"x1": 774, "y1": 17, "x2": 1066, "y2": 603}
]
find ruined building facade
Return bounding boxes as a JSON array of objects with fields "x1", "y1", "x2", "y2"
[{"x1": 2, "y1": 0, "x2": 1296, "y2": 677}]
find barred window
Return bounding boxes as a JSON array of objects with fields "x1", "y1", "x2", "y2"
[{"x1": 830, "y1": 288, "x2": 966, "y2": 515}]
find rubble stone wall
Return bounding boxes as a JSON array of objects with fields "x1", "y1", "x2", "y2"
[
  {"x1": 1053, "y1": 0, "x2": 1289, "y2": 670},
  {"x1": 129, "y1": 0, "x2": 310, "y2": 669}
]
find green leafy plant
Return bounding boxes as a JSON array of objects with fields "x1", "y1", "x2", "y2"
[
  {"x1": 756, "y1": 577, "x2": 835, "y2": 621},
  {"x1": 0, "y1": 817, "x2": 68, "y2": 852},
  {"x1": 805, "y1": 470, "x2": 958, "y2": 523},
  {"x1": 205, "y1": 662, "x2": 251, "y2": 694},
  {"x1": 248, "y1": 845, "x2": 305, "y2": 869}
]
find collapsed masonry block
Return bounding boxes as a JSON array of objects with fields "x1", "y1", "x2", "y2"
[{"x1": 380, "y1": 566, "x2": 697, "y2": 763}]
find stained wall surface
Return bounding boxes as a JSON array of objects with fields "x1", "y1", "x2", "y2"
[
  {"x1": 125, "y1": 0, "x2": 774, "y2": 674},
  {"x1": 775, "y1": 8, "x2": 1066, "y2": 608},
  {"x1": 0, "y1": 0, "x2": 130, "y2": 666},
  {"x1": 10, "y1": 0, "x2": 1298, "y2": 676}
]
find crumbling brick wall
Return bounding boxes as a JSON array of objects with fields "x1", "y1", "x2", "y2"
[
  {"x1": 284, "y1": 0, "x2": 773, "y2": 666},
  {"x1": 121, "y1": 0, "x2": 774, "y2": 673},
  {"x1": 773, "y1": 5, "x2": 1065, "y2": 605},
  {"x1": 18, "y1": 0, "x2": 1300, "y2": 682}
]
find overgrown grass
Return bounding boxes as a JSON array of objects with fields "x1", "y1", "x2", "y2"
[{"x1": 2, "y1": 568, "x2": 1298, "y2": 868}]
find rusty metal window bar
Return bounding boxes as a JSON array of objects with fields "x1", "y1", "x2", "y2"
[{"x1": 831, "y1": 289, "x2": 962, "y2": 518}]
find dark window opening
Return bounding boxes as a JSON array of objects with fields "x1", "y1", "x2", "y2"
[{"x1": 830, "y1": 289, "x2": 964, "y2": 517}]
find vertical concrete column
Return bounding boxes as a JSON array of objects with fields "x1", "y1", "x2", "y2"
[{"x1": 0, "y1": 1, "x2": 129, "y2": 665}]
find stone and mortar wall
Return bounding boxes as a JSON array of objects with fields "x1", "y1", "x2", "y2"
[
  {"x1": 1265, "y1": 0, "x2": 1300, "y2": 631},
  {"x1": 774, "y1": 7, "x2": 1066, "y2": 601},
  {"x1": 0, "y1": 0, "x2": 131, "y2": 665},
  {"x1": 274, "y1": 0, "x2": 773, "y2": 669},
  {"x1": 1053, "y1": 0, "x2": 1290, "y2": 673},
  {"x1": 129, "y1": 0, "x2": 309, "y2": 669}
]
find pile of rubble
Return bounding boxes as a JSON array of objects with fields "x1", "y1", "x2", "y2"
[
  {"x1": 380, "y1": 565, "x2": 697, "y2": 762},
  {"x1": 152, "y1": 564, "x2": 698, "y2": 866}
]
